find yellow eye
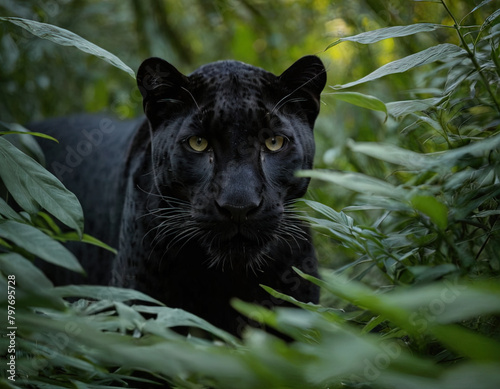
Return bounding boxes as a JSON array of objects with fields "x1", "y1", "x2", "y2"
[
  {"x1": 264, "y1": 135, "x2": 285, "y2": 152},
  {"x1": 188, "y1": 136, "x2": 209, "y2": 152}
]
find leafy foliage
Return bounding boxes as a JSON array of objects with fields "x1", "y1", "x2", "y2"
[
  {"x1": 0, "y1": 16, "x2": 135, "y2": 78},
  {"x1": 0, "y1": 1, "x2": 499, "y2": 388}
]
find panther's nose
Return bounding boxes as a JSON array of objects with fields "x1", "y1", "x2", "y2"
[
  {"x1": 216, "y1": 200, "x2": 260, "y2": 224},
  {"x1": 215, "y1": 162, "x2": 262, "y2": 223}
]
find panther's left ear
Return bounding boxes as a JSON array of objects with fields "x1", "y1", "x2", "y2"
[
  {"x1": 136, "y1": 57, "x2": 190, "y2": 125},
  {"x1": 278, "y1": 55, "x2": 327, "y2": 125}
]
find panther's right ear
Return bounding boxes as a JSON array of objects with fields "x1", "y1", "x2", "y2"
[
  {"x1": 278, "y1": 55, "x2": 326, "y2": 127},
  {"x1": 136, "y1": 57, "x2": 190, "y2": 125}
]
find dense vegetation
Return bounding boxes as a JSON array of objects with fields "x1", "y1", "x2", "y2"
[{"x1": 1, "y1": 0, "x2": 499, "y2": 387}]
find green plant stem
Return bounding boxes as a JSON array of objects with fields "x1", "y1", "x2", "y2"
[
  {"x1": 474, "y1": 215, "x2": 499, "y2": 262},
  {"x1": 491, "y1": 40, "x2": 500, "y2": 79},
  {"x1": 440, "y1": 0, "x2": 500, "y2": 113}
]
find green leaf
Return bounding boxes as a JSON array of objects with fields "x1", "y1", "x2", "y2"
[
  {"x1": 347, "y1": 140, "x2": 429, "y2": 169},
  {"x1": 408, "y1": 264, "x2": 458, "y2": 284},
  {"x1": 348, "y1": 134, "x2": 500, "y2": 174},
  {"x1": 135, "y1": 305, "x2": 240, "y2": 346},
  {"x1": 232, "y1": 299, "x2": 280, "y2": 330},
  {"x1": 0, "y1": 219, "x2": 83, "y2": 273},
  {"x1": 325, "y1": 23, "x2": 447, "y2": 50},
  {"x1": 35, "y1": 211, "x2": 62, "y2": 234},
  {"x1": 21, "y1": 340, "x2": 106, "y2": 377},
  {"x1": 260, "y1": 285, "x2": 345, "y2": 324},
  {"x1": 333, "y1": 44, "x2": 466, "y2": 89},
  {"x1": 0, "y1": 120, "x2": 59, "y2": 143},
  {"x1": 0, "y1": 253, "x2": 66, "y2": 310},
  {"x1": 431, "y1": 325, "x2": 500, "y2": 361},
  {"x1": 411, "y1": 195, "x2": 448, "y2": 230},
  {"x1": 0, "y1": 197, "x2": 23, "y2": 221},
  {"x1": 292, "y1": 268, "x2": 423, "y2": 335},
  {"x1": 295, "y1": 269, "x2": 500, "y2": 346},
  {"x1": 19, "y1": 312, "x2": 251, "y2": 385},
  {"x1": 387, "y1": 281, "x2": 500, "y2": 325},
  {"x1": 298, "y1": 170, "x2": 407, "y2": 199},
  {"x1": 478, "y1": 8, "x2": 500, "y2": 37},
  {"x1": 436, "y1": 132, "x2": 500, "y2": 167},
  {"x1": 53, "y1": 285, "x2": 163, "y2": 305},
  {"x1": 328, "y1": 91, "x2": 387, "y2": 120},
  {"x1": 300, "y1": 199, "x2": 355, "y2": 227},
  {"x1": 386, "y1": 97, "x2": 444, "y2": 118},
  {"x1": 461, "y1": 0, "x2": 495, "y2": 23},
  {"x1": 0, "y1": 121, "x2": 49, "y2": 165},
  {"x1": 57, "y1": 231, "x2": 118, "y2": 255},
  {"x1": 0, "y1": 252, "x2": 53, "y2": 289},
  {"x1": 0, "y1": 17, "x2": 135, "y2": 78},
  {"x1": 0, "y1": 131, "x2": 58, "y2": 141},
  {"x1": 0, "y1": 137, "x2": 84, "y2": 236}
]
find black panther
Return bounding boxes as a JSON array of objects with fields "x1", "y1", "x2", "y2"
[{"x1": 32, "y1": 55, "x2": 326, "y2": 336}]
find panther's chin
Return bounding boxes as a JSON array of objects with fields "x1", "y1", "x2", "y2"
[{"x1": 204, "y1": 233, "x2": 273, "y2": 270}]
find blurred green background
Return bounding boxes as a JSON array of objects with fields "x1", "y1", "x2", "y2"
[{"x1": 0, "y1": 0, "x2": 480, "y2": 123}]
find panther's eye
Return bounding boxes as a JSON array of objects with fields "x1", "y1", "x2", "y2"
[
  {"x1": 264, "y1": 135, "x2": 286, "y2": 152},
  {"x1": 187, "y1": 136, "x2": 209, "y2": 152}
]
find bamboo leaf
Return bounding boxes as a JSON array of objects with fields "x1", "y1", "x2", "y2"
[
  {"x1": 35, "y1": 211, "x2": 62, "y2": 234},
  {"x1": 298, "y1": 170, "x2": 406, "y2": 199},
  {"x1": 0, "y1": 121, "x2": 50, "y2": 165},
  {"x1": 0, "y1": 17, "x2": 135, "y2": 78},
  {"x1": 333, "y1": 44, "x2": 466, "y2": 89},
  {"x1": 0, "y1": 253, "x2": 66, "y2": 310},
  {"x1": 325, "y1": 23, "x2": 447, "y2": 50},
  {"x1": 300, "y1": 199, "x2": 354, "y2": 227},
  {"x1": 57, "y1": 231, "x2": 118, "y2": 255},
  {"x1": 260, "y1": 285, "x2": 345, "y2": 323},
  {"x1": 0, "y1": 219, "x2": 83, "y2": 273},
  {"x1": 292, "y1": 268, "x2": 421, "y2": 333},
  {"x1": 386, "y1": 97, "x2": 444, "y2": 118},
  {"x1": 479, "y1": 8, "x2": 500, "y2": 36},
  {"x1": 0, "y1": 197, "x2": 22, "y2": 221},
  {"x1": 0, "y1": 137, "x2": 84, "y2": 236},
  {"x1": 0, "y1": 120, "x2": 59, "y2": 142},
  {"x1": 460, "y1": 0, "x2": 494, "y2": 24},
  {"x1": 431, "y1": 325, "x2": 500, "y2": 361},
  {"x1": 295, "y1": 269, "x2": 500, "y2": 346},
  {"x1": 348, "y1": 134, "x2": 500, "y2": 173},
  {"x1": 53, "y1": 285, "x2": 163, "y2": 305},
  {"x1": 436, "y1": 132, "x2": 500, "y2": 167},
  {"x1": 411, "y1": 195, "x2": 449, "y2": 230},
  {"x1": 232, "y1": 299, "x2": 279, "y2": 331},
  {"x1": 328, "y1": 91, "x2": 387, "y2": 120},
  {"x1": 387, "y1": 281, "x2": 500, "y2": 325},
  {"x1": 0, "y1": 131, "x2": 58, "y2": 141},
  {"x1": 136, "y1": 305, "x2": 240, "y2": 345},
  {"x1": 347, "y1": 140, "x2": 430, "y2": 169},
  {"x1": 0, "y1": 253, "x2": 54, "y2": 290}
]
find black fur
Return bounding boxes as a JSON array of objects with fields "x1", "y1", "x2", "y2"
[{"x1": 32, "y1": 56, "x2": 326, "y2": 336}]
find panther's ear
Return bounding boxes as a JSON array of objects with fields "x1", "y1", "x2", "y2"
[
  {"x1": 278, "y1": 55, "x2": 327, "y2": 126},
  {"x1": 136, "y1": 57, "x2": 190, "y2": 125}
]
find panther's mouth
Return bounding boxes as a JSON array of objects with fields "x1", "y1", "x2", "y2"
[
  {"x1": 219, "y1": 225, "x2": 263, "y2": 241},
  {"x1": 201, "y1": 224, "x2": 274, "y2": 269},
  {"x1": 216, "y1": 227, "x2": 267, "y2": 250}
]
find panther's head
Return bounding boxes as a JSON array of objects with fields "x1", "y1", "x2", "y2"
[{"x1": 136, "y1": 56, "x2": 326, "y2": 269}]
